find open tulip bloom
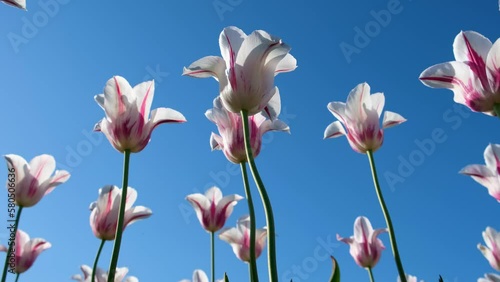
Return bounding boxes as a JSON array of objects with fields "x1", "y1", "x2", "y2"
[
  {"x1": 479, "y1": 273, "x2": 500, "y2": 282},
  {"x1": 186, "y1": 186, "x2": 243, "y2": 233},
  {"x1": 89, "y1": 185, "x2": 152, "y2": 241},
  {"x1": 206, "y1": 95, "x2": 290, "y2": 164},
  {"x1": 183, "y1": 26, "x2": 297, "y2": 116},
  {"x1": 460, "y1": 143, "x2": 500, "y2": 202},
  {"x1": 324, "y1": 82, "x2": 406, "y2": 154},
  {"x1": 420, "y1": 31, "x2": 500, "y2": 116},
  {"x1": 1, "y1": 0, "x2": 25, "y2": 9},
  {"x1": 478, "y1": 227, "x2": 500, "y2": 271},
  {"x1": 71, "y1": 265, "x2": 138, "y2": 282},
  {"x1": 0, "y1": 229, "x2": 51, "y2": 275},
  {"x1": 397, "y1": 275, "x2": 421, "y2": 282},
  {"x1": 94, "y1": 75, "x2": 186, "y2": 153},
  {"x1": 219, "y1": 215, "x2": 267, "y2": 263},
  {"x1": 4, "y1": 154, "x2": 70, "y2": 208},
  {"x1": 337, "y1": 216, "x2": 387, "y2": 269}
]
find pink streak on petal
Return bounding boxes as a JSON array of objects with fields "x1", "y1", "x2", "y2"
[
  {"x1": 463, "y1": 33, "x2": 489, "y2": 90},
  {"x1": 114, "y1": 77, "x2": 125, "y2": 114},
  {"x1": 224, "y1": 32, "x2": 238, "y2": 90}
]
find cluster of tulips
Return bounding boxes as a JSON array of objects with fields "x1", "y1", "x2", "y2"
[{"x1": 2, "y1": 0, "x2": 500, "y2": 281}]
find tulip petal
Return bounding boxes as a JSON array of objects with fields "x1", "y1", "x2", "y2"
[
  {"x1": 2, "y1": 0, "x2": 26, "y2": 9},
  {"x1": 124, "y1": 206, "x2": 152, "y2": 228},
  {"x1": 486, "y1": 39, "x2": 500, "y2": 94},
  {"x1": 419, "y1": 61, "x2": 485, "y2": 107},
  {"x1": 275, "y1": 53, "x2": 297, "y2": 74},
  {"x1": 382, "y1": 111, "x2": 407, "y2": 128},
  {"x1": 183, "y1": 56, "x2": 227, "y2": 82},
  {"x1": 370, "y1": 93, "x2": 385, "y2": 117},
  {"x1": 484, "y1": 144, "x2": 500, "y2": 174},
  {"x1": 147, "y1": 108, "x2": 186, "y2": 135},
  {"x1": 354, "y1": 216, "x2": 373, "y2": 243},
  {"x1": 324, "y1": 121, "x2": 346, "y2": 139},
  {"x1": 133, "y1": 80, "x2": 155, "y2": 122},
  {"x1": 460, "y1": 164, "x2": 497, "y2": 189},
  {"x1": 124, "y1": 187, "x2": 138, "y2": 210},
  {"x1": 261, "y1": 87, "x2": 281, "y2": 120},
  {"x1": 219, "y1": 26, "x2": 246, "y2": 68},
  {"x1": 102, "y1": 76, "x2": 134, "y2": 120},
  {"x1": 4, "y1": 154, "x2": 27, "y2": 187},
  {"x1": 453, "y1": 31, "x2": 491, "y2": 78},
  {"x1": 210, "y1": 132, "x2": 223, "y2": 151},
  {"x1": 186, "y1": 193, "x2": 211, "y2": 213},
  {"x1": 205, "y1": 186, "x2": 223, "y2": 204},
  {"x1": 29, "y1": 154, "x2": 56, "y2": 184},
  {"x1": 345, "y1": 82, "x2": 371, "y2": 120},
  {"x1": 219, "y1": 227, "x2": 242, "y2": 244},
  {"x1": 327, "y1": 102, "x2": 347, "y2": 124},
  {"x1": 192, "y1": 269, "x2": 209, "y2": 282},
  {"x1": 43, "y1": 169, "x2": 70, "y2": 195}
]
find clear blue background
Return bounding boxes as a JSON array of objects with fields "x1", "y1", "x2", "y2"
[{"x1": 1, "y1": 0, "x2": 500, "y2": 281}]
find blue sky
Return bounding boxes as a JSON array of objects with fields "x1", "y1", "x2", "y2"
[{"x1": 1, "y1": 0, "x2": 500, "y2": 281}]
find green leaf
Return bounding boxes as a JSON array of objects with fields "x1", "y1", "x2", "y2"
[
  {"x1": 438, "y1": 275, "x2": 444, "y2": 282},
  {"x1": 224, "y1": 272, "x2": 229, "y2": 282},
  {"x1": 329, "y1": 256, "x2": 341, "y2": 282}
]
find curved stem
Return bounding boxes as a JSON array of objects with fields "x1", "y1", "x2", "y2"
[
  {"x1": 366, "y1": 150, "x2": 406, "y2": 282},
  {"x1": 494, "y1": 103, "x2": 500, "y2": 118},
  {"x1": 366, "y1": 267, "x2": 375, "y2": 282},
  {"x1": 92, "y1": 240, "x2": 106, "y2": 282},
  {"x1": 240, "y1": 162, "x2": 259, "y2": 282},
  {"x1": 211, "y1": 231, "x2": 215, "y2": 282},
  {"x1": 14, "y1": 273, "x2": 19, "y2": 282},
  {"x1": 1, "y1": 206, "x2": 23, "y2": 282},
  {"x1": 240, "y1": 109, "x2": 278, "y2": 282},
  {"x1": 107, "y1": 150, "x2": 131, "y2": 282}
]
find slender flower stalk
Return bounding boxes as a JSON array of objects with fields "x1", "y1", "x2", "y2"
[
  {"x1": 240, "y1": 162, "x2": 259, "y2": 281},
  {"x1": 14, "y1": 274, "x2": 19, "y2": 282},
  {"x1": 240, "y1": 109, "x2": 278, "y2": 281},
  {"x1": 1, "y1": 206, "x2": 23, "y2": 282},
  {"x1": 366, "y1": 150, "x2": 406, "y2": 282},
  {"x1": 92, "y1": 240, "x2": 106, "y2": 282},
  {"x1": 367, "y1": 267, "x2": 375, "y2": 282},
  {"x1": 107, "y1": 150, "x2": 131, "y2": 282},
  {"x1": 210, "y1": 232, "x2": 215, "y2": 282}
]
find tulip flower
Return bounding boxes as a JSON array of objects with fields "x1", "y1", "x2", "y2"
[
  {"x1": 460, "y1": 143, "x2": 500, "y2": 202},
  {"x1": 479, "y1": 273, "x2": 500, "y2": 282},
  {"x1": 419, "y1": 31, "x2": 500, "y2": 116},
  {"x1": 219, "y1": 215, "x2": 267, "y2": 262},
  {"x1": 4, "y1": 154, "x2": 70, "y2": 207},
  {"x1": 179, "y1": 269, "x2": 223, "y2": 282},
  {"x1": 324, "y1": 82, "x2": 406, "y2": 153},
  {"x1": 206, "y1": 95, "x2": 290, "y2": 164},
  {"x1": 0, "y1": 229, "x2": 51, "y2": 274},
  {"x1": 478, "y1": 226, "x2": 500, "y2": 270},
  {"x1": 186, "y1": 186, "x2": 243, "y2": 232},
  {"x1": 71, "y1": 265, "x2": 138, "y2": 282},
  {"x1": 1, "y1": 0, "x2": 25, "y2": 9},
  {"x1": 89, "y1": 185, "x2": 152, "y2": 240},
  {"x1": 337, "y1": 216, "x2": 387, "y2": 268},
  {"x1": 94, "y1": 76, "x2": 186, "y2": 153},
  {"x1": 183, "y1": 26, "x2": 297, "y2": 116}
]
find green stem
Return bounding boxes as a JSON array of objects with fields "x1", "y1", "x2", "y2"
[
  {"x1": 92, "y1": 240, "x2": 106, "y2": 282},
  {"x1": 211, "y1": 231, "x2": 215, "y2": 282},
  {"x1": 1, "y1": 206, "x2": 23, "y2": 282},
  {"x1": 494, "y1": 103, "x2": 500, "y2": 118},
  {"x1": 107, "y1": 150, "x2": 131, "y2": 282},
  {"x1": 240, "y1": 162, "x2": 259, "y2": 282},
  {"x1": 240, "y1": 109, "x2": 278, "y2": 282},
  {"x1": 14, "y1": 273, "x2": 19, "y2": 282},
  {"x1": 366, "y1": 267, "x2": 375, "y2": 282},
  {"x1": 366, "y1": 150, "x2": 406, "y2": 282}
]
